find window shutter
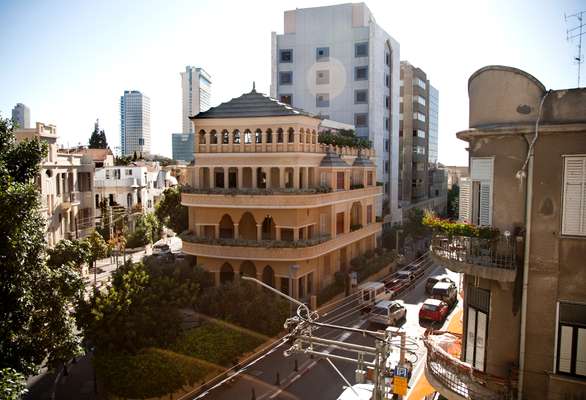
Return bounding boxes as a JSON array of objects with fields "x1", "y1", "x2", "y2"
[
  {"x1": 562, "y1": 156, "x2": 586, "y2": 236},
  {"x1": 479, "y1": 182, "x2": 491, "y2": 226},
  {"x1": 459, "y1": 177, "x2": 471, "y2": 223}
]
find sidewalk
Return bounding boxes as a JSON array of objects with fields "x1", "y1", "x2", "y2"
[{"x1": 407, "y1": 306, "x2": 463, "y2": 400}]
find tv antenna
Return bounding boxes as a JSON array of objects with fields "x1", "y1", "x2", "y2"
[{"x1": 565, "y1": 11, "x2": 586, "y2": 87}]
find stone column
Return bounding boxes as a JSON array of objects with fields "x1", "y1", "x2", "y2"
[
  {"x1": 293, "y1": 167, "x2": 300, "y2": 189},
  {"x1": 234, "y1": 224, "x2": 239, "y2": 239},
  {"x1": 331, "y1": 208, "x2": 337, "y2": 237},
  {"x1": 275, "y1": 227, "x2": 281, "y2": 240},
  {"x1": 193, "y1": 167, "x2": 200, "y2": 188},
  {"x1": 228, "y1": 131, "x2": 233, "y2": 152},
  {"x1": 214, "y1": 224, "x2": 220, "y2": 239},
  {"x1": 293, "y1": 228, "x2": 299, "y2": 241},
  {"x1": 224, "y1": 167, "x2": 229, "y2": 188},
  {"x1": 279, "y1": 168, "x2": 285, "y2": 189},
  {"x1": 302, "y1": 167, "x2": 309, "y2": 189},
  {"x1": 252, "y1": 167, "x2": 257, "y2": 188},
  {"x1": 256, "y1": 224, "x2": 262, "y2": 241},
  {"x1": 261, "y1": 131, "x2": 267, "y2": 152},
  {"x1": 204, "y1": 132, "x2": 210, "y2": 147}
]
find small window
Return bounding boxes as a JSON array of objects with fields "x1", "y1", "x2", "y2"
[
  {"x1": 355, "y1": 66, "x2": 368, "y2": 81},
  {"x1": 126, "y1": 169, "x2": 132, "y2": 176},
  {"x1": 105, "y1": 170, "x2": 110, "y2": 179},
  {"x1": 355, "y1": 42, "x2": 368, "y2": 57},
  {"x1": 355, "y1": 89, "x2": 368, "y2": 104},
  {"x1": 316, "y1": 93, "x2": 330, "y2": 108},
  {"x1": 385, "y1": 74, "x2": 390, "y2": 88},
  {"x1": 355, "y1": 113, "x2": 368, "y2": 128},
  {"x1": 280, "y1": 94, "x2": 292, "y2": 105},
  {"x1": 280, "y1": 49, "x2": 293, "y2": 63},
  {"x1": 384, "y1": 118, "x2": 389, "y2": 131},
  {"x1": 316, "y1": 47, "x2": 329, "y2": 61},
  {"x1": 316, "y1": 70, "x2": 330, "y2": 85},
  {"x1": 279, "y1": 71, "x2": 293, "y2": 85},
  {"x1": 385, "y1": 52, "x2": 390, "y2": 66}
]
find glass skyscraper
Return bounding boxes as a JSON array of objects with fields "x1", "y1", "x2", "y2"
[{"x1": 120, "y1": 90, "x2": 150, "y2": 156}]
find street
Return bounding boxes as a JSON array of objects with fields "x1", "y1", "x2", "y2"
[{"x1": 186, "y1": 255, "x2": 461, "y2": 400}]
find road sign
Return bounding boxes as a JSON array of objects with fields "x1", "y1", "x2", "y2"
[
  {"x1": 394, "y1": 366, "x2": 408, "y2": 377},
  {"x1": 392, "y1": 376, "x2": 408, "y2": 395}
]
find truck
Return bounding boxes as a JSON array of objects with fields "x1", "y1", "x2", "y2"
[{"x1": 358, "y1": 282, "x2": 392, "y2": 312}]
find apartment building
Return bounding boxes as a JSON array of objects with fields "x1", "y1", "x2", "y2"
[
  {"x1": 427, "y1": 66, "x2": 586, "y2": 399},
  {"x1": 270, "y1": 3, "x2": 400, "y2": 223},
  {"x1": 120, "y1": 90, "x2": 151, "y2": 156},
  {"x1": 94, "y1": 161, "x2": 177, "y2": 217},
  {"x1": 15, "y1": 122, "x2": 95, "y2": 246},
  {"x1": 181, "y1": 87, "x2": 383, "y2": 299}
]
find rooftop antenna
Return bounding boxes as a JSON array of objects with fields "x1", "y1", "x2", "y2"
[{"x1": 565, "y1": 11, "x2": 586, "y2": 87}]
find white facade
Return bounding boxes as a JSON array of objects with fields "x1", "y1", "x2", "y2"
[
  {"x1": 94, "y1": 162, "x2": 177, "y2": 217},
  {"x1": 15, "y1": 122, "x2": 96, "y2": 246},
  {"x1": 120, "y1": 90, "x2": 151, "y2": 156},
  {"x1": 270, "y1": 3, "x2": 401, "y2": 222},
  {"x1": 428, "y1": 84, "x2": 439, "y2": 166},
  {"x1": 181, "y1": 66, "x2": 212, "y2": 134},
  {"x1": 12, "y1": 103, "x2": 30, "y2": 129}
]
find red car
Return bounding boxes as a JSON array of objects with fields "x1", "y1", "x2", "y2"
[
  {"x1": 419, "y1": 299, "x2": 449, "y2": 323},
  {"x1": 385, "y1": 278, "x2": 408, "y2": 292}
]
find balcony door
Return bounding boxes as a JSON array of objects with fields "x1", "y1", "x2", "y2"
[{"x1": 465, "y1": 285, "x2": 490, "y2": 371}]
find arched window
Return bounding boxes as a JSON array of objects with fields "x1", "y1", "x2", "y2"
[
  {"x1": 210, "y1": 130, "x2": 218, "y2": 144},
  {"x1": 255, "y1": 129, "x2": 262, "y2": 144},
  {"x1": 240, "y1": 261, "x2": 257, "y2": 278},
  {"x1": 233, "y1": 130, "x2": 241, "y2": 144},
  {"x1": 262, "y1": 265, "x2": 275, "y2": 287},
  {"x1": 266, "y1": 128, "x2": 273, "y2": 143},
  {"x1": 277, "y1": 128, "x2": 284, "y2": 143},
  {"x1": 222, "y1": 129, "x2": 229, "y2": 144},
  {"x1": 244, "y1": 129, "x2": 252, "y2": 144},
  {"x1": 199, "y1": 129, "x2": 206, "y2": 144},
  {"x1": 220, "y1": 263, "x2": 234, "y2": 284},
  {"x1": 288, "y1": 127, "x2": 295, "y2": 143}
]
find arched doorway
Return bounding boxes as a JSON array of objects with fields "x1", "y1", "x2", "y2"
[
  {"x1": 262, "y1": 265, "x2": 275, "y2": 287},
  {"x1": 126, "y1": 193, "x2": 133, "y2": 208},
  {"x1": 240, "y1": 261, "x2": 257, "y2": 278},
  {"x1": 239, "y1": 212, "x2": 257, "y2": 240},
  {"x1": 261, "y1": 216, "x2": 276, "y2": 240},
  {"x1": 219, "y1": 214, "x2": 234, "y2": 239},
  {"x1": 220, "y1": 263, "x2": 234, "y2": 284}
]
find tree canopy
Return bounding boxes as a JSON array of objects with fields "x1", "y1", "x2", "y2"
[
  {"x1": 0, "y1": 117, "x2": 84, "y2": 376},
  {"x1": 155, "y1": 187, "x2": 188, "y2": 234},
  {"x1": 88, "y1": 119, "x2": 108, "y2": 149}
]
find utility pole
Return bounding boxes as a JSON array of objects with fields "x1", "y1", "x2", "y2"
[{"x1": 565, "y1": 11, "x2": 586, "y2": 87}]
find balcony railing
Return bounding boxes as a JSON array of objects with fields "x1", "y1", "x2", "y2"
[
  {"x1": 180, "y1": 233, "x2": 332, "y2": 248},
  {"x1": 182, "y1": 186, "x2": 333, "y2": 195},
  {"x1": 430, "y1": 234, "x2": 518, "y2": 281},
  {"x1": 424, "y1": 331, "x2": 514, "y2": 400}
]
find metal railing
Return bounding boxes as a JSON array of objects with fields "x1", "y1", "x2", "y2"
[
  {"x1": 424, "y1": 331, "x2": 514, "y2": 400},
  {"x1": 180, "y1": 233, "x2": 332, "y2": 248},
  {"x1": 430, "y1": 235, "x2": 517, "y2": 270},
  {"x1": 182, "y1": 186, "x2": 333, "y2": 195}
]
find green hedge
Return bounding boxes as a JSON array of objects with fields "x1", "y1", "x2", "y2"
[
  {"x1": 422, "y1": 213, "x2": 499, "y2": 239},
  {"x1": 317, "y1": 271, "x2": 346, "y2": 306},
  {"x1": 95, "y1": 348, "x2": 218, "y2": 399},
  {"x1": 350, "y1": 250, "x2": 396, "y2": 282},
  {"x1": 172, "y1": 322, "x2": 263, "y2": 367}
]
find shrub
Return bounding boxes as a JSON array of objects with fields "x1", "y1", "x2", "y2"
[
  {"x1": 422, "y1": 212, "x2": 499, "y2": 239},
  {"x1": 350, "y1": 183, "x2": 365, "y2": 190},
  {"x1": 95, "y1": 348, "x2": 218, "y2": 399},
  {"x1": 350, "y1": 223, "x2": 363, "y2": 232},
  {"x1": 376, "y1": 181, "x2": 384, "y2": 186},
  {"x1": 171, "y1": 322, "x2": 263, "y2": 367}
]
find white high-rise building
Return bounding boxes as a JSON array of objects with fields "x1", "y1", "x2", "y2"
[
  {"x1": 271, "y1": 3, "x2": 401, "y2": 222},
  {"x1": 12, "y1": 103, "x2": 30, "y2": 129},
  {"x1": 181, "y1": 66, "x2": 212, "y2": 134},
  {"x1": 428, "y1": 85, "x2": 439, "y2": 166},
  {"x1": 120, "y1": 90, "x2": 150, "y2": 156}
]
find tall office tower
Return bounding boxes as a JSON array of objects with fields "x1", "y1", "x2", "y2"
[
  {"x1": 120, "y1": 90, "x2": 151, "y2": 156},
  {"x1": 428, "y1": 85, "x2": 439, "y2": 166},
  {"x1": 398, "y1": 61, "x2": 432, "y2": 206},
  {"x1": 271, "y1": 3, "x2": 401, "y2": 223},
  {"x1": 12, "y1": 103, "x2": 30, "y2": 129},
  {"x1": 172, "y1": 132, "x2": 195, "y2": 163},
  {"x1": 181, "y1": 66, "x2": 212, "y2": 134}
]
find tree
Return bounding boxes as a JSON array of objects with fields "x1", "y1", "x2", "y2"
[
  {"x1": 0, "y1": 368, "x2": 27, "y2": 400},
  {"x1": 132, "y1": 151, "x2": 138, "y2": 161},
  {"x1": 447, "y1": 184, "x2": 460, "y2": 219},
  {"x1": 47, "y1": 239, "x2": 91, "y2": 271},
  {"x1": 86, "y1": 230, "x2": 108, "y2": 291},
  {"x1": 88, "y1": 119, "x2": 108, "y2": 149},
  {"x1": 155, "y1": 187, "x2": 188, "y2": 234},
  {"x1": 126, "y1": 213, "x2": 161, "y2": 248},
  {"x1": 0, "y1": 117, "x2": 84, "y2": 376}
]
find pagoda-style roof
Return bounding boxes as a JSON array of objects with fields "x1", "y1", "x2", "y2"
[
  {"x1": 352, "y1": 150, "x2": 375, "y2": 167},
  {"x1": 320, "y1": 148, "x2": 349, "y2": 167},
  {"x1": 191, "y1": 85, "x2": 316, "y2": 120}
]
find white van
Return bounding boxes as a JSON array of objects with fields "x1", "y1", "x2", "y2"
[{"x1": 358, "y1": 282, "x2": 391, "y2": 312}]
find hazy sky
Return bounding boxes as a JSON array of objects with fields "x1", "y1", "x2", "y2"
[{"x1": 0, "y1": 0, "x2": 583, "y2": 166}]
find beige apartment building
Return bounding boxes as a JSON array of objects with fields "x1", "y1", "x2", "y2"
[
  {"x1": 181, "y1": 88, "x2": 383, "y2": 299},
  {"x1": 427, "y1": 66, "x2": 586, "y2": 399},
  {"x1": 15, "y1": 122, "x2": 95, "y2": 246}
]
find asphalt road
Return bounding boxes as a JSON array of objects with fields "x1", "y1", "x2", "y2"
[{"x1": 192, "y1": 256, "x2": 460, "y2": 400}]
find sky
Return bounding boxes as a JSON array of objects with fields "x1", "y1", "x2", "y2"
[{"x1": 0, "y1": 0, "x2": 583, "y2": 166}]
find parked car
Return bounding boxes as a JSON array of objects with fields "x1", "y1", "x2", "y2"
[
  {"x1": 419, "y1": 299, "x2": 449, "y2": 324},
  {"x1": 431, "y1": 281, "x2": 458, "y2": 308},
  {"x1": 153, "y1": 243, "x2": 171, "y2": 256},
  {"x1": 358, "y1": 282, "x2": 392, "y2": 312},
  {"x1": 368, "y1": 300, "x2": 406, "y2": 327},
  {"x1": 396, "y1": 270, "x2": 415, "y2": 284},
  {"x1": 385, "y1": 278, "x2": 408, "y2": 294},
  {"x1": 405, "y1": 263, "x2": 425, "y2": 279},
  {"x1": 425, "y1": 275, "x2": 455, "y2": 295}
]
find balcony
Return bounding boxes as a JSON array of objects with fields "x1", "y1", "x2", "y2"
[
  {"x1": 181, "y1": 185, "x2": 383, "y2": 209},
  {"x1": 430, "y1": 235, "x2": 519, "y2": 282},
  {"x1": 424, "y1": 331, "x2": 515, "y2": 400},
  {"x1": 61, "y1": 191, "x2": 81, "y2": 210},
  {"x1": 181, "y1": 222, "x2": 381, "y2": 261}
]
